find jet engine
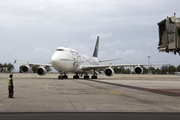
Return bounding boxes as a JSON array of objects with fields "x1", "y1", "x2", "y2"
[
  {"x1": 104, "y1": 67, "x2": 114, "y2": 77},
  {"x1": 134, "y1": 66, "x2": 143, "y2": 74},
  {"x1": 21, "y1": 65, "x2": 32, "y2": 73},
  {"x1": 37, "y1": 67, "x2": 47, "y2": 75}
]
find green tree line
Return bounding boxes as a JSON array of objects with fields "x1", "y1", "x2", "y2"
[{"x1": 0, "y1": 63, "x2": 14, "y2": 73}]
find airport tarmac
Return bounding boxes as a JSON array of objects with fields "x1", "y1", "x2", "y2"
[{"x1": 0, "y1": 73, "x2": 180, "y2": 112}]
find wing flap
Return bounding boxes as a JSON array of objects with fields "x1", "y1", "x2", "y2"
[{"x1": 99, "y1": 58, "x2": 121, "y2": 62}]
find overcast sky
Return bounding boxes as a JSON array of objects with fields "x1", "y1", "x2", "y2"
[{"x1": 0, "y1": 0, "x2": 180, "y2": 71}]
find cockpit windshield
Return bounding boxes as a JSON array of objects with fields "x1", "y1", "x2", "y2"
[{"x1": 56, "y1": 49, "x2": 64, "y2": 51}]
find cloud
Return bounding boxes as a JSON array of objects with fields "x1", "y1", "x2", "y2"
[
  {"x1": 0, "y1": 0, "x2": 180, "y2": 69},
  {"x1": 122, "y1": 49, "x2": 143, "y2": 56},
  {"x1": 104, "y1": 40, "x2": 120, "y2": 48},
  {"x1": 99, "y1": 51, "x2": 107, "y2": 58},
  {"x1": 90, "y1": 33, "x2": 112, "y2": 40},
  {"x1": 69, "y1": 43, "x2": 92, "y2": 55},
  {"x1": 12, "y1": 47, "x2": 53, "y2": 63}
]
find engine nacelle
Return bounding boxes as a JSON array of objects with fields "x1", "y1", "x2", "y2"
[
  {"x1": 134, "y1": 66, "x2": 143, "y2": 74},
  {"x1": 21, "y1": 65, "x2": 32, "y2": 73},
  {"x1": 104, "y1": 67, "x2": 114, "y2": 77},
  {"x1": 37, "y1": 67, "x2": 47, "y2": 75}
]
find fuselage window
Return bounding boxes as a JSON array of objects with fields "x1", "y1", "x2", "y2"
[{"x1": 56, "y1": 49, "x2": 65, "y2": 51}]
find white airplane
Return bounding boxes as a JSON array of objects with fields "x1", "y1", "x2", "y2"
[{"x1": 19, "y1": 36, "x2": 168, "y2": 79}]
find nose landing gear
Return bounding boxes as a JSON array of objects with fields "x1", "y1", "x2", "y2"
[{"x1": 58, "y1": 71, "x2": 68, "y2": 80}]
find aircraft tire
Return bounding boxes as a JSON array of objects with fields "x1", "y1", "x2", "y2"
[
  {"x1": 58, "y1": 76, "x2": 65, "y2": 80},
  {"x1": 91, "y1": 76, "x2": 97, "y2": 79},
  {"x1": 63, "y1": 75, "x2": 68, "y2": 79},
  {"x1": 84, "y1": 76, "x2": 89, "y2": 79},
  {"x1": 73, "y1": 75, "x2": 79, "y2": 79}
]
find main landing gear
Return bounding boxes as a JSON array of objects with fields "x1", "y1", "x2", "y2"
[
  {"x1": 58, "y1": 71, "x2": 98, "y2": 80},
  {"x1": 91, "y1": 69, "x2": 97, "y2": 79},
  {"x1": 83, "y1": 70, "x2": 98, "y2": 79},
  {"x1": 73, "y1": 73, "x2": 97, "y2": 79},
  {"x1": 84, "y1": 73, "x2": 89, "y2": 79},
  {"x1": 73, "y1": 73, "x2": 79, "y2": 79},
  {"x1": 91, "y1": 76, "x2": 97, "y2": 79}
]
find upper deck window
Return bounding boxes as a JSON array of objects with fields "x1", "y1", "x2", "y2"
[{"x1": 56, "y1": 49, "x2": 64, "y2": 51}]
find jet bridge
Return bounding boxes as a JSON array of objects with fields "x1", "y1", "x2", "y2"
[{"x1": 158, "y1": 13, "x2": 180, "y2": 55}]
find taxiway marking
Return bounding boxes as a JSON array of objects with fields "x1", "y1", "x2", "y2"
[
  {"x1": 46, "y1": 82, "x2": 49, "y2": 89},
  {"x1": 74, "y1": 80, "x2": 122, "y2": 95}
]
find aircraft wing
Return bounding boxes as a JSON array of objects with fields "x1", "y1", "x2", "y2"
[
  {"x1": 98, "y1": 58, "x2": 121, "y2": 62},
  {"x1": 82, "y1": 63, "x2": 169, "y2": 70},
  {"x1": 16, "y1": 62, "x2": 52, "y2": 68}
]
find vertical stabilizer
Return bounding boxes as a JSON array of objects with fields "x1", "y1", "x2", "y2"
[{"x1": 92, "y1": 36, "x2": 99, "y2": 57}]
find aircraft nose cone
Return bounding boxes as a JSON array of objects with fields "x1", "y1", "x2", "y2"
[{"x1": 51, "y1": 53, "x2": 60, "y2": 70}]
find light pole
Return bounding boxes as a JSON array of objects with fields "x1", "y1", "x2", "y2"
[{"x1": 148, "y1": 56, "x2": 150, "y2": 74}]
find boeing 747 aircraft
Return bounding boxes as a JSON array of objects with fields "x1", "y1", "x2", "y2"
[{"x1": 19, "y1": 36, "x2": 167, "y2": 79}]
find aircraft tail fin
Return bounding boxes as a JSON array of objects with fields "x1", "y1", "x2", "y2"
[{"x1": 92, "y1": 36, "x2": 99, "y2": 57}]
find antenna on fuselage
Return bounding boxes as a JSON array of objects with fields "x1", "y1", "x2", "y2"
[{"x1": 92, "y1": 36, "x2": 99, "y2": 57}]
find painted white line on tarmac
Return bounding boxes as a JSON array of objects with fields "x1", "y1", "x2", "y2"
[{"x1": 46, "y1": 82, "x2": 49, "y2": 89}]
